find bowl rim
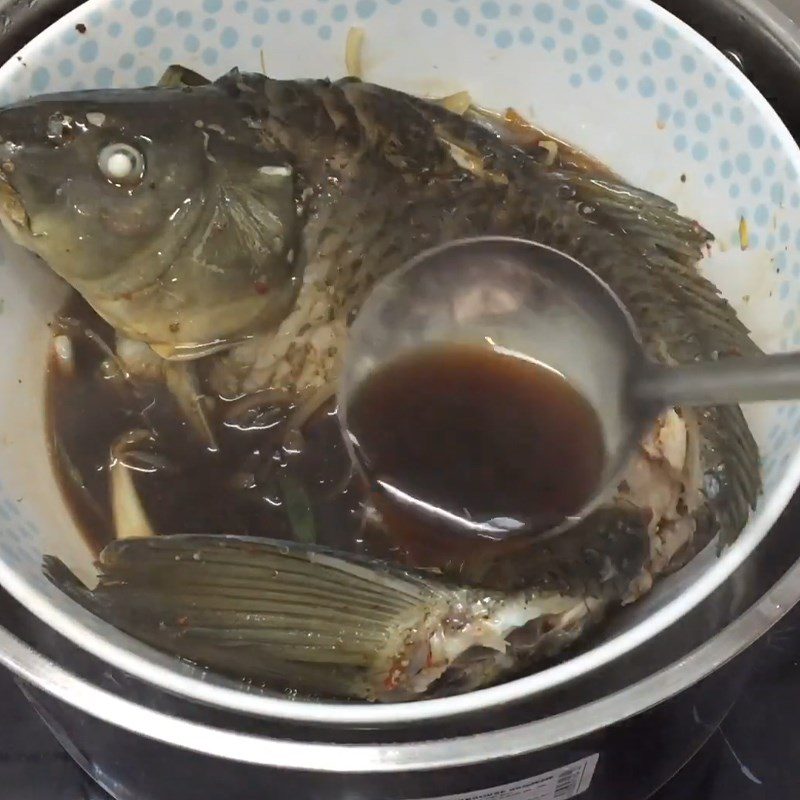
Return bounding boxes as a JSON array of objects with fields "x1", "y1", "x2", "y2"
[{"x1": 1, "y1": 0, "x2": 800, "y2": 726}]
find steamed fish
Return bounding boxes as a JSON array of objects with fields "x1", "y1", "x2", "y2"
[{"x1": 0, "y1": 65, "x2": 762, "y2": 700}]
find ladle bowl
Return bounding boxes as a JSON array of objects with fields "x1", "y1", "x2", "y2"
[{"x1": 340, "y1": 236, "x2": 800, "y2": 544}]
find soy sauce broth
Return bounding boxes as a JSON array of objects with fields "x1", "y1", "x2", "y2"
[
  {"x1": 347, "y1": 342, "x2": 606, "y2": 553},
  {"x1": 47, "y1": 298, "x2": 604, "y2": 570},
  {"x1": 47, "y1": 294, "x2": 365, "y2": 556}
]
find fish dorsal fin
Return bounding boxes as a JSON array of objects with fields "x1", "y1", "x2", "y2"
[{"x1": 158, "y1": 65, "x2": 211, "y2": 89}]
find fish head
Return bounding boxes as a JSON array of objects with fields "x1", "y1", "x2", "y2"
[
  {"x1": 0, "y1": 90, "x2": 211, "y2": 281},
  {"x1": 0, "y1": 81, "x2": 300, "y2": 357}
]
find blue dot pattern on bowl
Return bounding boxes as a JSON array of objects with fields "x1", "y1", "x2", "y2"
[{"x1": 0, "y1": 0, "x2": 798, "y2": 573}]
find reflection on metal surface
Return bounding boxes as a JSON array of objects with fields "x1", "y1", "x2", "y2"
[{"x1": 722, "y1": 49, "x2": 746, "y2": 71}]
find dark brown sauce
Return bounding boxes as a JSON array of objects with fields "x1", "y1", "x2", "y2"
[
  {"x1": 47, "y1": 294, "x2": 365, "y2": 556},
  {"x1": 48, "y1": 300, "x2": 605, "y2": 577},
  {"x1": 348, "y1": 343, "x2": 605, "y2": 563},
  {"x1": 469, "y1": 106, "x2": 620, "y2": 180}
]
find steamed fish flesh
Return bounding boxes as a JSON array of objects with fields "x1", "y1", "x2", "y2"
[{"x1": 0, "y1": 65, "x2": 761, "y2": 699}]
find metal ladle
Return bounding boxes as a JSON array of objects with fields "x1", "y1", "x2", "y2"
[{"x1": 338, "y1": 237, "x2": 792, "y2": 543}]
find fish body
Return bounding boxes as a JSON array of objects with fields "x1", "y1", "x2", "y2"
[{"x1": 0, "y1": 66, "x2": 762, "y2": 699}]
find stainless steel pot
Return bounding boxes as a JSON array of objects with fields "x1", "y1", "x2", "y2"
[
  {"x1": 1, "y1": 0, "x2": 800, "y2": 798},
  {"x1": 0, "y1": 485, "x2": 798, "y2": 799}
]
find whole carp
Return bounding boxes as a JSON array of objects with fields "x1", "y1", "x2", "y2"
[{"x1": 0, "y1": 66, "x2": 760, "y2": 700}]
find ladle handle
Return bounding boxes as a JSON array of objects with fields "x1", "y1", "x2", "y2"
[{"x1": 634, "y1": 352, "x2": 800, "y2": 407}]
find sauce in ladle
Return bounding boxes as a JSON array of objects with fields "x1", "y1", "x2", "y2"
[{"x1": 347, "y1": 342, "x2": 606, "y2": 562}]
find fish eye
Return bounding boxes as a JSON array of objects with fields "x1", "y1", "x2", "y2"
[{"x1": 97, "y1": 143, "x2": 145, "y2": 186}]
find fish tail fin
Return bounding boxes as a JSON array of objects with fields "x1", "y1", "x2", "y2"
[
  {"x1": 43, "y1": 535, "x2": 453, "y2": 700},
  {"x1": 702, "y1": 404, "x2": 762, "y2": 549}
]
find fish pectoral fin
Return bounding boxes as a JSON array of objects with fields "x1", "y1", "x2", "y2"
[
  {"x1": 43, "y1": 535, "x2": 453, "y2": 700},
  {"x1": 198, "y1": 143, "x2": 298, "y2": 289},
  {"x1": 163, "y1": 362, "x2": 218, "y2": 451},
  {"x1": 157, "y1": 65, "x2": 211, "y2": 89}
]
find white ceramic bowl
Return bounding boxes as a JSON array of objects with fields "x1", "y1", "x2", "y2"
[{"x1": 0, "y1": 0, "x2": 799, "y2": 725}]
